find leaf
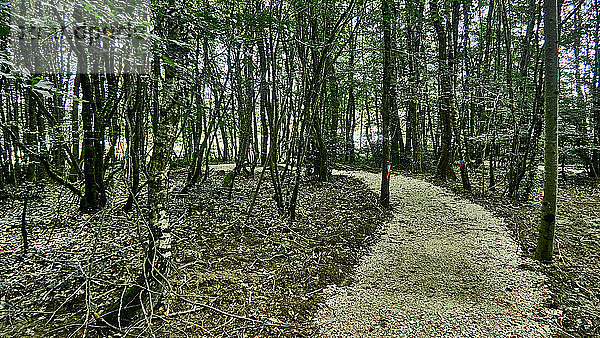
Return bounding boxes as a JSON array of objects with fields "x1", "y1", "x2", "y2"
[
  {"x1": 162, "y1": 55, "x2": 176, "y2": 67},
  {"x1": 33, "y1": 79, "x2": 54, "y2": 90},
  {"x1": 0, "y1": 24, "x2": 9, "y2": 37},
  {"x1": 32, "y1": 88, "x2": 53, "y2": 99}
]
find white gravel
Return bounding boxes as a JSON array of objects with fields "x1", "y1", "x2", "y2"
[{"x1": 314, "y1": 171, "x2": 555, "y2": 337}]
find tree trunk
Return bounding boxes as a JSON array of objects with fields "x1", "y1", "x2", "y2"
[
  {"x1": 380, "y1": 0, "x2": 392, "y2": 208},
  {"x1": 592, "y1": 1, "x2": 600, "y2": 177},
  {"x1": 328, "y1": 63, "x2": 341, "y2": 162},
  {"x1": 389, "y1": 5, "x2": 402, "y2": 167},
  {"x1": 124, "y1": 75, "x2": 144, "y2": 212},
  {"x1": 535, "y1": 0, "x2": 559, "y2": 262},
  {"x1": 346, "y1": 33, "x2": 356, "y2": 164},
  {"x1": 431, "y1": 0, "x2": 455, "y2": 181},
  {"x1": 238, "y1": 45, "x2": 254, "y2": 173},
  {"x1": 258, "y1": 39, "x2": 270, "y2": 165},
  {"x1": 69, "y1": 75, "x2": 81, "y2": 182},
  {"x1": 101, "y1": 0, "x2": 181, "y2": 327},
  {"x1": 450, "y1": 0, "x2": 471, "y2": 191},
  {"x1": 77, "y1": 52, "x2": 105, "y2": 211}
]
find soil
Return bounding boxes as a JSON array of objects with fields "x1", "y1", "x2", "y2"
[{"x1": 0, "y1": 165, "x2": 386, "y2": 337}]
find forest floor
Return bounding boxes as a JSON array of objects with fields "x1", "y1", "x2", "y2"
[
  {"x1": 428, "y1": 170, "x2": 600, "y2": 337},
  {"x1": 315, "y1": 169, "x2": 557, "y2": 337},
  {"x1": 1, "y1": 165, "x2": 597, "y2": 337},
  {"x1": 0, "y1": 164, "x2": 386, "y2": 337}
]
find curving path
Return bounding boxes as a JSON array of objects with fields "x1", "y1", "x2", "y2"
[{"x1": 314, "y1": 171, "x2": 555, "y2": 337}]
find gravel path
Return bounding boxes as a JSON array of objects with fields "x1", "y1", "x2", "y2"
[{"x1": 315, "y1": 171, "x2": 555, "y2": 337}]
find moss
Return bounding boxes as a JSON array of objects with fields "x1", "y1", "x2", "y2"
[
  {"x1": 222, "y1": 171, "x2": 234, "y2": 187},
  {"x1": 100, "y1": 277, "x2": 144, "y2": 330}
]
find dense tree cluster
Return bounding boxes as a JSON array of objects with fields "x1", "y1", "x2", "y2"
[{"x1": 1, "y1": 0, "x2": 597, "y2": 200}]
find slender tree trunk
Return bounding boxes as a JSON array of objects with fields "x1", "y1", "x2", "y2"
[
  {"x1": 346, "y1": 33, "x2": 356, "y2": 164},
  {"x1": 258, "y1": 39, "x2": 270, "y2": 165},
  {"x1": 327, "y1": 62, "x2": 341, "y2": 162},
  {"x1": 450, "y1": 0, "x2": 471, "y2": 191},
  {"x1": 238, "y1": 44, "x2": 254, "y2": 173},
  {"x1": 380, "y1": 0, "x2": 392, "y2": 208},
  {"x1": 407, "y1": 0, "x2": 424, "y2": 172},
  {"x1": 102, "y1": 0, "x2": 181, "y2": 327},
  {"x1": 220, "y1": 121, "x2": 229, "y2": 162},
  {"x1": 431, "y1": 0, "x2": 455, "y2": 180},
  {"x1": 69, "y1": 75, "x2": 81, "y2": 182},
  {"x1": 535, "y1": 0, "x2": 559, "y2": 262},
  {"x1": 389, "y1": 5, "x2": 401, "y2": 167},
  {"x1": 75, "y1": 30, "x2": 105, "y2": 212},
  {"x1": 124, "y1": 75, "x2": 144, "y2": 212},
  {"x1": 592, "y1": 1, "x2": 600, "y2": 177}
]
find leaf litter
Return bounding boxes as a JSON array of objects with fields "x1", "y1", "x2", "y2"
[{"x1": 0, "y1": 166, "x2": 386, "y2": 337}]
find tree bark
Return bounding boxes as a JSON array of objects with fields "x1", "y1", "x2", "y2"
[
  {"x1": 431, "y1": 0, "x2": 455, "y2": 181},
  {"x1": 101, "y1": 0, "x2": 181, "y2": 327},
  {"x1": 74, "y1": 15, "x2": 106, "y2": 212},
  {"x1": 380, "y1": 0, "x2": 392, "y2": 208},
  {"x1": 124, "y1": 75, "x2": 144, "y2": 212},
  {"x1": 592, "y1": 0, "x2": 600, "y2": 177},
  {"x1": 346, "y1": 33, "x2": 356, "y2": 164},
  {"x1": 535, "y1": 0, "x2": 559, "y2": 262},
  {"x1": 69, "y1": 75, "x2": 81, "y2": 182}
]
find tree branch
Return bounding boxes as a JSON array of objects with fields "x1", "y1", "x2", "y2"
[{"x1": 0, "y1": 124, "x2": 82, "y2": 197}]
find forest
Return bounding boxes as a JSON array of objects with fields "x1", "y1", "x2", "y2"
[{"x1": 0, "y1": 0, "x2": 598, "y2": 336}]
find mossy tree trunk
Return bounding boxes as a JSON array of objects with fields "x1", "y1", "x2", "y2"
[{"x1": 535, "y1": 0, "x2": 559, "y2": 262}]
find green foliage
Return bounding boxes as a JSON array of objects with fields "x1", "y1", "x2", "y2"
[
  {"x1": 222, "y1": 171, "x2": 234, "y2": 187},
  {"x1": 0, "y1": 23, "x2": 8, "y2": 36}
]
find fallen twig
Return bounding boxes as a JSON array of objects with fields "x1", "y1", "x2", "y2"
[{"x1": 175, "y1": 294, "x2": 296, "y2": 329}]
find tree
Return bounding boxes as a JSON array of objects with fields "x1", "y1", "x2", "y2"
[
  {"x1": 345, "y1": 32, "x2": 356, "y2": 164},
  {"x1": 430, "y1": 0, "x2": 455, "y2": 181},
  {"x1": 535, "y1": 0, "x2": 559, "y2": 262},
  {"x1": 101, "y1": 0, "x2": 183, "y2": 327},
  {"x1": 380, "y1": 0, "x2": 392, "y2": 208},
  {"x1": 592, "y1": 0, "x2": 600, "y2": 177}
]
